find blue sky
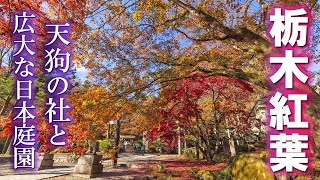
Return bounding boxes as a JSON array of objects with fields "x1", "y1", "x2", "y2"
[{"x1": 75, "y1": 2, "x2": 320, "y2": 85}]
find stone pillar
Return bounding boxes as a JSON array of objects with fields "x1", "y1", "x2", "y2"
[
  {"x1": 229, "y1": 137, "x2": 236, "y2": 157},
  {"x1": 37, "y1": 153, "x2": 54, "y2": 170},
  {"x1": 227, "y1": 129, "x2": 236, "y2": 157},
  {"x1": 74, "y1": 154, "x2": 103, "y2": 178}
]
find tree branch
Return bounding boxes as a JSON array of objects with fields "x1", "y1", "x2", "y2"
[{"x1": 170, "y1": 0, "x2": 269, "y2": 52}]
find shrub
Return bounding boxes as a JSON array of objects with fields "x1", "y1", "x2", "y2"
[
  {"x1": 183, "y1": 147, "x2": 195, "y2": 158},
  {"x1": 212, "y1": 167, "x2": 232, "y2": 180},
  {"x1": 97, "y1": 139, "x2": 113, "y2": 153},
  {"x1": 148, "y1": 145, "x2": 158, "y2": 153},
  {"x1": 183, "y1": 147, "x2": 204, "y2": 159},
  {"x1": 197, "y1": 170, "x2": 214, "y2": 180},
  {"x1": 259, "y1": 151, "x2": 268, "y2": 160},
  {"x1": 197, "y1": 168, "x2": 232, "y2": 180},
  {"x1": 230, "y1": 154, "x2": 273, "y2": 180}
]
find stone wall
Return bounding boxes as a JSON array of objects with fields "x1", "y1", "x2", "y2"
[{"x1": 53, "y1": 153, "x2": 79, "y2": 164}]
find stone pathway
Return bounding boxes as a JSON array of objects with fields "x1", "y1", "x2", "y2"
[
  {"x1": 0, "y1": 164, "x2": 74, "y2": 180},
  {"x1": 0, "y1": 153, "x2": 163, "y2": 180}
]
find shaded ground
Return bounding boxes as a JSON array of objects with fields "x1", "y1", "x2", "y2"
[
  {"x1": 0, "y1": 164, "x2": 74, "y2": 180},
  {"x1": 134, "y1": 156, "x2": 227, "y2": 179},
  {"x1": 2, "y1": 153, "x2": 320, "y2": 179},
  {"x1": 48, "y1": 154, "x2": 227, "y2": 180}
]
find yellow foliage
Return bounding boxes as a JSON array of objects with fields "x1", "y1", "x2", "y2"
[{"x1": 230, "y1": 154, "x2": 274, "y2": 180}]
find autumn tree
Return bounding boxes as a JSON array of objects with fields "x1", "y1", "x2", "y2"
[
  {"x1": 69, "y1": 3, "x2": 320, "y2": 145},
  {"x1": 121, "y1": 97, "x2": 160, "y2": 137},
  {"x1": 76, "y1": 0, "x2": 319, "y2": 98},
  {"x1": 65, "y1": 80, "x2": 140, "y2": 154},
  {"x1": 147, "y1": 75, "x2": 257, "y2": 162},
  {"x1": 0, "y1": 0, "x2": 89, "y2": 153}
]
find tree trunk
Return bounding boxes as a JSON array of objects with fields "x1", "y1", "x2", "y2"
[
  {"x1": 5, "y1": 135, "x2": 13, "y2": 155},
  {"x1": 114, "y1": 120, "x2": 121, "y2": 166},
  {"x1": 205, "y1": 150, "x2": 213, "y2": 163},
  {"x1": 2, "y1": 135, "x2": 11, "y2": 154},
  {"x1": 202, "y1": 138, "x2": 213, "y2": 163},
  {"x1": 107, "y1": 123, "x2": 110, "y2": 139},
  {"x1": 195, "y1": 141, "x2": 199, "y2": 159},
  {"x1": 0, "y1": 96, "x2": 11, "y2": 116},
  {"x1": 214, "y1": 123, "x2": 220, "y2": 153}
]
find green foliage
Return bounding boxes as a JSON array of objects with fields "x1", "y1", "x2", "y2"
[
  {"x1": 294, "y1": 176, "x2": 308, "y2": 180},
  {"x1": 259, "y1": 151, "x2": 268, "y2": 160},
  {"x1": 183, "y1": 147, "x2": 196, "y2": 158},
  {"x1": 97, "y1": 139, "x2": 113, "y2": 153},
  {"x1": 183, "y1": 147, "x2": 204, "y2": 159},
  {"x1": 215, "y1": 167, "x2": 232, "y2": 180},
  {"x1": 0, "y1": 138, "x2": 6, "y2": 153},
  {"x1": 148, "y1": 137, "x2": 169, "y2": 153},
  {"x1": 197, "y1": 170, "x2": 214, "y2": 180},
  {"x1": 0, "y1": 72, "x2": 13, "y2": 96},
  {"x1": 197, "y1": 168, "x2": 232, "y2": 180},
  {"x1": 148, "y1": 145, "x2": 158, "y2": 153},
  {"x1": 212, "y1": 153, "x2": 229, "y2": 163},
  {"x1": 133, "y1": 141, "x2": 142, "y2": 148},
  {"x1": 0, "y1": 71, "x2": 14, "y2": 115},
  {"x1": 230, "y1": 154, "x2": 273, "y2": 180}
]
